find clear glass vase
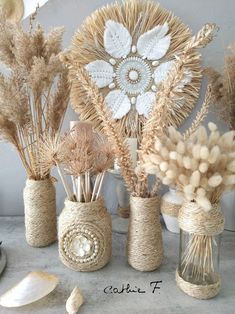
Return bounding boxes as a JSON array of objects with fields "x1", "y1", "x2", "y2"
[
  {"x1": 176, "y1": 201, "x2": 224, "y2": 299},
  {"x1": 178, "y1": 231, "x2": 221, "y2": 285}
]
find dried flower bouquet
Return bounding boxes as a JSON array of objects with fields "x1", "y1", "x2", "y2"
[
  {"x1": 39, "y1": 122, "x2": 114, "y2": 203},
  {"x1": 0, "y1": 12, "x2": 69, "y2": 180},
  {"x1": 142, "y1": 123, "x2": 233, "y2": 297},
  {"x1": 143, "y1": 122, "x2": 235, "y2": 211}
]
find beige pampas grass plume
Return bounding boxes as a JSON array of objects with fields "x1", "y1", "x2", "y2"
[
  {"x1": 224, "y1": 175, "x2": 235, "y2": 185},
  {"x1": 190, "y1": 170, "x2": 201, "y2": 187},
  {"x1": 208, "y1": 174, "x2": 223, "y2": 187},
  {"x1": 192, "y1": 144, "x2": 201, "y2": 159},
  {"x1": 183, "y1": 156, "x2": 192, "y2": 169},
  {"x1": 227, "y1": 160, "x2": 235, "y2": 172},
  {"x1": 195, "y1": 196, "x2": 212, "y2": 212},
  {"x1": 200, "y1": 146, "x2": 209, "y2": 159},
  {"x1": 199, "y1": 162, "x2": 209, "y2": 173},
  {"x1": 66, "y1": 287, "x2": 84, "y2": 314},
  {"x1": 208, "y1": 146, "x2": 220, "y2": 164}
]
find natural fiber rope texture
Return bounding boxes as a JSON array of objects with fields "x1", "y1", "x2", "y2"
[
  {"x1": 161, "y1": 199, "x2": 180, "y2": 217},
  {"x1": 178, "y1": 202, "x2": 224, "y2": 236},
  {"x1": 58, "y1": 197, "x2": 112, "y2": 272},
  {"x1": 23, "y1": 178, "x2": 57, "y2": 247},
  {"x1": 176, "y1": 268, "x2": 221, "y2": 299},
  {"x1": 127, "y1": 196, "x2": 163, "y2": 271},
  {"x1": 118, "y1": 206, "x2": 130, "y2": 218}
]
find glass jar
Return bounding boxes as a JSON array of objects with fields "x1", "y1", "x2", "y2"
[{"x1": 176, "y1": 201, "x2": 224, "y2": 299}]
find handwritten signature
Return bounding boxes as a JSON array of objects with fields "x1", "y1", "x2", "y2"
[{"x1": 104, "y1": 281, "x2": 162, "y2": 294}]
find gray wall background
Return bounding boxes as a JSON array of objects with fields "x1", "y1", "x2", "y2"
[{"x1": 0, "y1": 0, "x2": 231, "y2": 216}]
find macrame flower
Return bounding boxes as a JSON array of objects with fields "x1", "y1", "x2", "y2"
[{"x1": 85, "y1": 20, "x2": 192, "y2": 119}]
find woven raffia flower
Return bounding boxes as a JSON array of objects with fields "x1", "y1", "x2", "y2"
[
  {"x1": 85, "y1": 21, "x2": 192, "y2": 119},
  {"x1": 64, "y1": 0, "x2": 201, "y2": 138}
]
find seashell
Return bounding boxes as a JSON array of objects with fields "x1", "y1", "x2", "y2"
[
  {"x1": 66, "y1": 287, "x2": 84, "y2": 314},
  {"x1": 131, "y1": 45, "x2": 137, "y2": 53},
  {"x1": 152, "y1": 60, "x2": 159, "y2": 66},
  {"x1": 85, "y1": 60, "x2": 114, "y2": 88},
  {"x1": 130, "y1": 97, "x2": 136, "y2": 105},
  {"x1": 135, "y1": 91, "x2": 155, "y2": 118},
  {"x1": 154, "y1": 60, "x2": 174, "y2": 85},
  {"x1": 137, "y1": 22, "x2": 171, "y2": 60},
  {"x1": 105, "y1": 90, "x2": 131, "y2": 119},
  {"x1": 109, "y1": 58, "x2": 116, "y2": 65},
  {"x1": 104, "y1": 20, "x2": 132, "y2": 58},
  {"x1": 0, "y1": 271, "x2": 59, "y2": 308}
]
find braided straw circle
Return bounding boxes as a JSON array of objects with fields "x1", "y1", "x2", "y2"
[
  {"x1": 58, "y1": 198, "x2": 112, "y2": 272},
  {"x1": 127, "y1": 196, "x2": 163, "y2": 271},
  {"x1": 160, "y1": 199, "x2": 181, "y2": 217},
  {"x1": 65, "y1": 0, "x2": 201, "y2": 139},
  {"x1": 176, "y1": 201, "x2": 224, "y2": 299},
  {"x1": 23, "y1": 178, "x2": 57, "y2": 247}
]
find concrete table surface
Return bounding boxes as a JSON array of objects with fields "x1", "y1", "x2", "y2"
[{"x1": 0, "y1": 217, "x2": 234, "y2": 314}]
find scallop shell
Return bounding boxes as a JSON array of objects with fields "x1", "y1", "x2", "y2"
[
  {"x1": 66, "y1": 287, "x2": 84, "y2": 314},
  {"x1": 0, "y1": 271, "x2": 59, "y2": 308}
]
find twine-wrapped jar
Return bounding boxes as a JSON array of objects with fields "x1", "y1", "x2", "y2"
[
  {"x1": 23, "y1": 178, "x2": 57, "y2": 247},
  {"x1": 58, "y1": 198, "x2": 112, "y2": 272},
  {"x1": 127, "y1": 196, "x2": 163, "y2": 271},
  {"x1": 176, "y1": 201, "x2": 225, "y2": 299}
]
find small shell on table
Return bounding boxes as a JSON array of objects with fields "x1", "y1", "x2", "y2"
[
  {"x1": 0, "y1": 271, "x2": 59, "y2": 308},
  {"x1": 66, "y1": 287, "x2": 84, "y2": 314}
]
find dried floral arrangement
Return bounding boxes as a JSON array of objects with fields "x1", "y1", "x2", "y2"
[
  {"x1": 206, "y1": 42, "x2": 235, "y2": 129},
  {"x1": 39, "y1": 122, "x2": 114, "y2": 203},
  {"x1": 70, "y1": 23, "x2": 216, "y2": 199},
  {"x1": 143, "y1": 122, "x2": 235, "y2": 211},
  {"x1": 62, "y1": 0, "x2": 203, "y2": 139},
  {"x1": 0, "y1": 12, "x2": 69, "y2": 180}
]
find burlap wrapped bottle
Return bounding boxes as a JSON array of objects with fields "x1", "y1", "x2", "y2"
[
  {"x1": 58, "y1": 197, "x2": 112, "y2": 272},
  {"x1": 127, "y1": 196, "x2": 163, "y2": 271},
  {"x1": 23, "y1": 178, "x2": 57, "y2": 247}
]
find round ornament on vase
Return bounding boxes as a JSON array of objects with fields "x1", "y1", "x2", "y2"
[
  {"x1": 161, "y1": 188, "x2": 184, "y2": 233},
  {"x1": 176, "y1": 202, "x2": 224, "y2": 299},
  {"x1": 127, "y1": 196, "x2": 163, "y2": 271},
  {"x1": 58, "y1": 198, "x2": 112, "y2": 272},
  {"x1": 23, "y1": 178, "x2": 57, "y2": 247}
]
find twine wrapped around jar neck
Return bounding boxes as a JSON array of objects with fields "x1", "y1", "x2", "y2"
[
  {"x1": 64, "y1": 198, "x2": 105, "y2": 215},
  {"x1": 178, "y1": 202, "x2": 225, "y2": 236}
]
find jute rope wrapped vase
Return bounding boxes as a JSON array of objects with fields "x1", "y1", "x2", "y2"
[
  {"x1": 58, "y1": 198, "x2": 112, "y2": 272},
  {"x1": 23, "y1": 178, "x2": 57, "y2": 247},
  {"x1": 127, "y1": 196, "x2": 163, "y2": 271},
  {"x1": 176, "y1": 202, "x2": 225, "y2": 299}
]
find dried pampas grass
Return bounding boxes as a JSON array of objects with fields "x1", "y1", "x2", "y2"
[{"x1": 0, "y1": 12, "x2": 69, "y2": 180}]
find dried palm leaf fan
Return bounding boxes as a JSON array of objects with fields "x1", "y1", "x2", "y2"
[{"x1": 63, "y1": 0, "x2": 202, "y2": 139}]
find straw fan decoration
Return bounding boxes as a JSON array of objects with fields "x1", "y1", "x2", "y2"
[{"x1": 64, "y1": 0, "x2": 202, "y2": 138}]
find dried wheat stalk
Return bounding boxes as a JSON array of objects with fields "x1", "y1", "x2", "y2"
[{"x1": 0, "y1": 12, "x2": 69, "y2": 180}]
